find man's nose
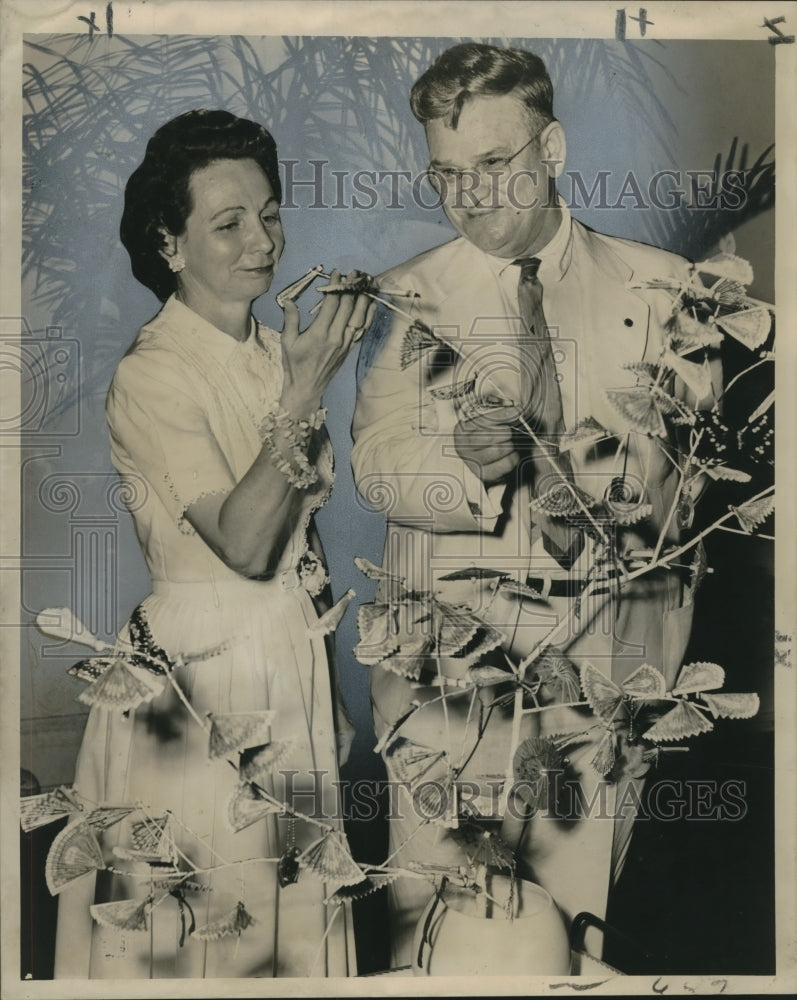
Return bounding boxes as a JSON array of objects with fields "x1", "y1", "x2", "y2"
[{"x1": 455, "y1": 169, "x2": 498, "y2": 209}]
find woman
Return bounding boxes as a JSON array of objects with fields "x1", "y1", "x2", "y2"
[{"x1": 53, "y1": 109, "x2": 371, "y2": 978}]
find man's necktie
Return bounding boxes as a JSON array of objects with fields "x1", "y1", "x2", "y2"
[{"x1": 514, "y1": 257, "x2": 584, "y2": 571}]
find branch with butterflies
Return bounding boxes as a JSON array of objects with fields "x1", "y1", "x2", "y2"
[
  {"x1": 347, "y1": 250, "x2": 771, "y2": 891},
  {"x1": 26, "y1": 250, "x2": 773, "y2": 932},
  {"x1": 27, "y1": 582, "x2": 763, "y2": 944},
  {"x1": 350, "y1": 557, "x2": 760, "y2": 800},
  {"x1": 29, "y1": 594, "x2": 379, "y2": 953},
  {"x1": 29, "y1": 592, "x2": 524, "y2": 941}
]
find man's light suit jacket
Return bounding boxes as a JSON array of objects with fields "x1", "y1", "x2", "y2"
[
  {"x1": 350, "y1": 217, "x2": 719, "y2": 952},
  {"x1": 352, "y1": 217, "x2": 715, "y2": 688}
]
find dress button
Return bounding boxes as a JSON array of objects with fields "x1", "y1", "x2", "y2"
[{"x1": 624, "y1": 318, "x2": 634, "y2": 327}]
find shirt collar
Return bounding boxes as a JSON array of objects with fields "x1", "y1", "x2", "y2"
[
  {"x1": 157, "y1": 295, "x2": 258, "y2": 365},
  {"x1": 484, "y1": 199, "x2": 574, "y2": 285}
]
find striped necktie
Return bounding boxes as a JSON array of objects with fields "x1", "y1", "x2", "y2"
[{"x1": 514, "y1": 257, "x2": 584, "y2": 571}]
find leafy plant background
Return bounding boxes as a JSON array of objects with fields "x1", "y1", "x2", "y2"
[
  {"x1": 21, "y1": 31, "x2": 773, "y2": 796},
  {"x1": 17, "y1": 29, "x2": 778, "y2": 978}
]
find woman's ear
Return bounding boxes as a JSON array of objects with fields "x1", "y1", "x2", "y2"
[
  {"x1": 157, "y1": 227, "x2": 179, "y2": 264},
  {"x1": 158, "y1": 226, "x2": 172, "y2": 260},
  {"x1": 539, "y1": 121, "x2": 566, "y2": 179},
  {"x1": 157, "y1": 227, "x2": 185, "y2": 273}
]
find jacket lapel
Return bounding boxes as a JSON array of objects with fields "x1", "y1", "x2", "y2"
[{"x1": 570, "y1": 225, "x2": 654, "y2": 431}]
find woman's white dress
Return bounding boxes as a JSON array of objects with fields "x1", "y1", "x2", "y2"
[{"x1": 53, "y1": 296, "x2": 355, "y2": 978}]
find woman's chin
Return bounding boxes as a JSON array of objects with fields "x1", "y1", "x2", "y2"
[{"x1": 236, "y1": 270, "x2": 274, "y2": 299}]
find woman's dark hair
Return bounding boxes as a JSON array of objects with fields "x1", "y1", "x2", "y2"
[
  {"x1": 411, "y1": 43, "x2": 554, "y2": 131},
  {"x1": 120, "y1": 109, "x2": 281, "y2": 301}
]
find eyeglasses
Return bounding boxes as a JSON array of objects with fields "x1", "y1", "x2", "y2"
[{"x1": 425, "y1": 129, "x2": 544, "y2": 200}]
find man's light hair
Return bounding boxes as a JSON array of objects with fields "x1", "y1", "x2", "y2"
[{"x1": 410, "y1": 42, "x2": 555, "y2": 132}]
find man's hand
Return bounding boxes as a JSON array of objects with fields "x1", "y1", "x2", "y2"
[{"x1": 453, "y1": 406, "x2": 520, "y2": 487}]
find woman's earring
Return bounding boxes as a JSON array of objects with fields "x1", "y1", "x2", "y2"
[{"x1": 168, "y1": 252, "x2": 185, "y2": 273}]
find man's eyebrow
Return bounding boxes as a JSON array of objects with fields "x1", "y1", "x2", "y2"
[
  {"x1": 430, "y1": 146, "x2": 510, "y2": 168},
  {"x1": 473, "y1": 146, "x2": 512, "y2": 160}
]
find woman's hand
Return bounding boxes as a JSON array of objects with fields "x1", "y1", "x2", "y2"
[
  {"x1": 279, "y1": 269, "x2": 374, "y2": 419},
  {"x1": 184, "y1": 270, "x2": 373, "y2": 578}
]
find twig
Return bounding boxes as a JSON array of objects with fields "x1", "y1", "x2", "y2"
[
  {"x1": 718, "y1": 356, "x2": 773, "y2": 403},
  {"x1": 625, "y1": 483, "x2": 774, "y2": 582},
  {"x1": 499, "y1": 688, "x2": 525, "y2": 816},
  {"x1": 516, "y1": 579, "x2": 614, "y2": 674},
  {"x1": 717, "y1": 525, "x2": 775, "y2": 541},
  {"x1": 379, "y1": 815, "x2": 432, "y2": 869},
  {"x1": 435, "y1": 655, "x2": 454, "y2": 769},
  {"x1": 165, "y1": 809, "x2": 231, "y2": 869},
  {"x1": 109, "y1": 856, "x2": 283, "y2": 884},
  {"x1": 743, "y1": 296, "x2": 776, "y2": 312},
  {"x1": 651, "y1": 429, "x2": 701, "y2": 565},
  {"x1": 167, "y1": 671, "x2": 208, "y2": 732},
  {"x1": 455, "y1": 686, "x2": 479, "y2": 773},
  {"x1": 458, "y1": 362, "x2": 610, "y2": 546},
  {"x1": 310, "y1": 279, "x2": 420, "y2": 325},
  {"x1": 309, "y1": 900, "x2": 342, "y2": 976},
  {"x1": 451, "y1": 701, "x2": 496, "y2": 781},
  {"x1": 516, "y1": 698, "x2": 589, "y2": 716},
  {"x1": 515, "y1": 413, "x2": 610, "y2": 545}
]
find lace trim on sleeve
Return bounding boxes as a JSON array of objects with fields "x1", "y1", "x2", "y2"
[
  {"x1": 163, "y1": 473, "x2": 231, "y2": 536},
  {"x1": 294, "y1": 431, "x2": 335, "y2": 569}
]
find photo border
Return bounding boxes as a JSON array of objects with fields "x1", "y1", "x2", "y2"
[{"x1": 2, "y1": 2, "x2": 795, "y2": 997}]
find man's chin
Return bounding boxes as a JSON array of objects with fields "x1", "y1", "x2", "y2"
[
  {"x1": 451, "y1": 212, "x2": 520, "y2": 257},
  {"x1": 461, "y1": 228, "x2": 518, "y2": 258}
]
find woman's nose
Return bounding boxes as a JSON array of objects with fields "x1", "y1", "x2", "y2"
[{"x1": 248, "y1": 220, "x2": 275, "y2": 255}]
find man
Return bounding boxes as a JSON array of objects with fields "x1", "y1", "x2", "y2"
[{"x1": 351, "y1": 43, "x2": 719, "y2": 969}]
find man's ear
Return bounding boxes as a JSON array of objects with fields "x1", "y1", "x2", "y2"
[{"x1": 539, "y1": 121, "x2": 566, "y2": 179}]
